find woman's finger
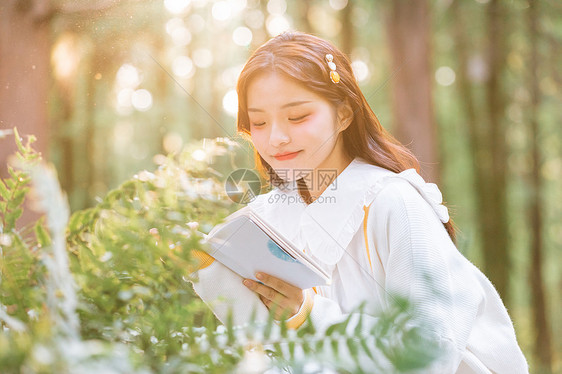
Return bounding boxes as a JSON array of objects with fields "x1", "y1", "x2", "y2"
[
  {"x1": 259, "y1": 295, "x2": 296, "y2": 320},
  {"x1": 244, "y1": 277, "x2": 303, "y2": 319},
  {"x1": 244, "y1": 279, "x2": 296, "y2": 316},
  {"x1": 243, "y1": 278, "x2": 281, "y2": 302},
  {"x1": 255, "y1": 272, "x2": 302, "y2": 298}
]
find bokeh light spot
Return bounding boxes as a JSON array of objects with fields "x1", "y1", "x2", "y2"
[
  {"x1": 193, "y1": 49, "x2": 213, "y2": 68},
  {"x1": 223, "y1": 89, "x2": 238, "y2": 116},
  {"x1": 233, "y1": 26, "x2": 253, "y2": 46},
  {"x1": 172, "y1": 56, "x2": 194, "y2": 78},
  {"x1": 164, "y1": 0, "x2": 191, "y2": 14},
  {"x1": 131, "y1": 89, "x2": 153, "y2": 111},
  {"x1": 435, "y1": 66, "x2": 456, "y2": 86},
  {"x1": 351, "y1": 60, "x2": 369, "y2": 82}
]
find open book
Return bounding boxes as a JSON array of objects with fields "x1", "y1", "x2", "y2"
[{"x1": 202, "y1": 208, "x2": 331, "y2": 289}]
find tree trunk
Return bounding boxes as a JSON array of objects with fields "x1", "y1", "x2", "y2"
[
  {"x1": 450, "y1": 0, "x2": 487, "y2": 237},
  {"x1": 296, "y1": 0, "x2": 312, "y2": 34},
  {"x1": 340, "y1": 1, "x2": 353, "y2": 55},
  {"x1": 527, "y1": 1, "x2": 553, "y2": 372},
  {"x1": 451, "y1": 0, "x2": 512, "y2": 304},
  {"x1": 482, "y1": 0, "x2": 510, "y2": 304},
  {"x1": 0, "y1": 0, "x2": 52, "y2": 229},
  {"x1": 385, "y1": 0, "x2": 439, "y2": 183},
  {"x1": 0, "y1": 0, "x2": 52, "y2": 176}
]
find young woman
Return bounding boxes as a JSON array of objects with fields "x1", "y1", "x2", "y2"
[{"x1": 191, "y1": 31, "x2": 528, "y2": 373}]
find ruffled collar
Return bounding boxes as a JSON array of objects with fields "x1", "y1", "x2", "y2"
[{"x1": 247, "y1": 157, "x2": 450, "y2": 271}]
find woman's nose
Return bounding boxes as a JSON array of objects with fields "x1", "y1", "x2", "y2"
[{"x1": 268, "y1": 122, "x2": 290, "y2": 147}]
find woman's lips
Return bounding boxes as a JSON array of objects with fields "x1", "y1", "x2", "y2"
[{"x1": 273, "y1": 150, "x2": 301, "y2": 161}]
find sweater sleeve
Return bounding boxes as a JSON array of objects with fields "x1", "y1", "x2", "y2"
[
  {"x1": 371, "y1": 180, "x2": 470, "y2": 371},
  {"x1": 294, "y1": 179, "x2": 463, "y2": 371},
  {"x1": 368, "y1": 180, "x2": 527, "y2": 373},
  {"x1": 302, "y1": 180, "x2": 517, "y2": 373},
  {"x1": 191, "y1": 260, "x2": 270, "y2": 326}
]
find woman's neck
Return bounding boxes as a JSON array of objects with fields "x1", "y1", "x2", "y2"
[{"x1": 299, "y1": 154, "x2": 353, "y2": 205}]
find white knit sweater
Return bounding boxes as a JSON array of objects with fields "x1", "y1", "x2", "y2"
[{"x1": 192, "y1": 157, "x2": 529, "y2": 373}]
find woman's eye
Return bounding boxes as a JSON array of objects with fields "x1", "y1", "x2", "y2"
[
  {"x1": 251, "y1": 122, "x2": 266, "y2": 127},
  {"x1": 289, "y1": 114, "x2": 309, "y2": 122}
]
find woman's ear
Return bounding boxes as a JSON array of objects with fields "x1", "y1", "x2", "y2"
[{"x1": 336, "y1": 99, "x2": 353, "y2": 132}]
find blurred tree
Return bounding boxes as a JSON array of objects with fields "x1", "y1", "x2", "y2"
[
  {"x1": 250, "y1": 0, "x2": 270, "y2": 52},
  {"x1": 296, "y1": 0, "x2": 312, "y2": 34},
  {"x1": 482, "y1": 0, "x2": 511, "y2": 304},
  {"x1": 451, "y1": 0, "x2": 511, "y2": 304},
  {"x1": 527, "y1": 1, "x2": 553, "y2": 372},
  {"x1": 385, "y1": 0, "x2": 439, "y2": 183},
  {"x1": 0, "y1": 0, "x2": 128, "y2": 225},
  {"x1": 0, "y1": 0, "x2": 52, "y2": 180},
  {"x1": 340, "y1": 0, "x2": 354, "y2": 55}
]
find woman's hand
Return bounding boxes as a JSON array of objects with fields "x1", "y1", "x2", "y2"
[{"x1": 243, "y1": 272, "x2": 304, "y2": 320}]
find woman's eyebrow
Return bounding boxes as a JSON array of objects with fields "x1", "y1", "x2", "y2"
[{"x1": 248, "y1": 100, "x2": 312, "y2": 112}]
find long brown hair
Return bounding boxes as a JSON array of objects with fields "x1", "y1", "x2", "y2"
[{"x1": 236, "y1": 31, "x2": 456, "y2": 242}]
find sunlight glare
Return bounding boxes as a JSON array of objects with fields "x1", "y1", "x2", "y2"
[
  {"x1": 192, "y1": 149, "x2": 207, "y2": 161},
  {"x1": 164, "y1": 0, "x2": 191, "y2": 14},
  {"x1": 193, "y1": 49, "x2": 213, "y2": 68},
  {"x1": 230, "y1": 0, "x2": 248, "y2": 14},
  {"x1": 351, "y1": 60, "x2": 369, "y2": 82},
  {"x1": 244, "y1": 9, "x2": 264, "y2": 29},
  {"x1": 221, "y1": 65, "x2": 244, "y2": 86},
  {"x1": 131, "y1": 89, "x2": 153, "y2": 111},
  {"x1": 189, "y1": 14, "x2": 206, "y2": 32},
  {"x1": 52, "y1": 34, "x2": 80, "y2": 81},
  {"x1": 222, "y1": 89, "x2": 238, "y2": 116},
  {"x1": 232, "y1": 27, "x2": 253, "y2": 46},
  {"x1": 166, "y1": 18, "x2": 192, "y2": 46},
  {"x1": 329, "y1": 0, "x2": 348, "y2": 10},
  {"x1": 117, "y1": 88, "x2": 133, "y2": 108},
  {"x1": 116, "y1": 64, "x2": 141, "y2": 88},
  {"x1": 172, "y1": 56, "x2": 195, "y2": 78},
  {"x1": 267, "y1": 0, "x2": 287, "y2": 15},
  {"x1": 212, "y1": 1, "x2": 231, "y2": 21},
  {"x1": 266, "y1": 15, "x2": 290, "y2": 36}
]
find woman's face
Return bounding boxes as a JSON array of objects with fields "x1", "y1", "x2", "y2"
[{"x1": 246, "y1": 72, "x2": 350, "y2": 182}]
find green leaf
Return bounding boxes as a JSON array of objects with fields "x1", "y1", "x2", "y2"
[
  {"x1": 296, "y1": 317, "x2": 316, "y2": 338},
  {"x1": 338, "y1": 312, "x2": 354, "y2": 334},
  {"x1": 325, "y1": 323, "x2": 338, "y2": 337},
  {"x1": 280, "y1": 318, "x2": 288, "y2": 338},
  {"x1": 288, "y1": 340, "x2": 295, "y2": 359},
  {"x1": 7, "y1": 167, "x2": 20, "y2": 182},
  {"x1": 68, "y1": 210, "x2": 89, "y2": 235},
  {"x1": 226, "y1": 309, "x2": 235, "y2": 346},
  {"x1": 0, "y1": 179, "x2": 9, "y2": 200},
  {"x1": 13, "y1": 127, "x2": 25, "y2": 153},
  {"x1": 330, "y1": 338, "x2": 339, "y2": 356},
  {"x1": 263, "y1": 311, "x2": 275, "y2": 341},
  {"x1": 34, "y1": 221, "x2": 51, "y2": 248},
  {"x1": 5, "y1": 178, "x2": 15, "y2": 190},
  {"x1": 301, "y1": 340, "x2": 311, "y2": 355},
  {"x1": 346, "y1": 338, "x2": 360, "y2": 366},
  {"x1": 359, "y1": 338, "x2": 376, "y2": 363},
  {"x1": 354, "y1": 311, "x2": 364, "y2": 337},
  {"x1": 7, "y1": 189, "x2": 26, "y2": 211},
  {"x1": 5, "y1": 208, "x2": 23, "y2": 229}
]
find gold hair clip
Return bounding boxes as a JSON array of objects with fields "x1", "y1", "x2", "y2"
[{"x1": 325, "y1": 54, "x2": 340, "y2": 84}]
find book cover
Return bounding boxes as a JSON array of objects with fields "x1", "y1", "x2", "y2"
[{"x1": 203, "y1": 209, "x2": 331, "y2": 289}]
